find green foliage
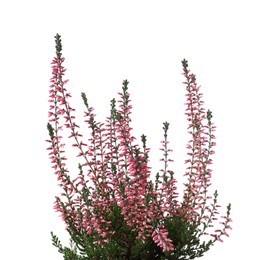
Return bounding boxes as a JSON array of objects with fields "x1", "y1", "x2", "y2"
[
  {"x1": 161, "y1": 216, "x2": 212, "y2": 259},
  {"x1": 51, "y1": 208, "x2": 214, "y2": 259}
]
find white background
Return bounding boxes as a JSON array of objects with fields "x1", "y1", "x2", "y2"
[{"x1": 0, "y1": 1, "x2": 273, "y2": 259}]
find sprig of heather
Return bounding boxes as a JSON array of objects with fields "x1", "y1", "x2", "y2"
[
  {"x1": 47, "y1": 34, "x2": 114, "y2": 251},
  {"x1": 47, "y1": 34, "x2": 79, "y2": 232},
  {"x1": 181, "y1": 59, "x2": 232, "y2": 245},
  {"x1": 113, "y1": 81, "x2": 163, "y2": 243},
  {"x1": 47, "y1": 34, "x2": 232, "y2": 259},
  {"x1": 155, "y1": 122, "x2": 180, "y2": 217}
]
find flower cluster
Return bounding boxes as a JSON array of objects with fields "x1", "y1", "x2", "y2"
[{"x1": 47, "y1": 34, "x2": 232, "y2": 259}]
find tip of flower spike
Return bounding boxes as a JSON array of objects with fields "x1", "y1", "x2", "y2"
[
  {"x1": 81, "y1": 92, "x2": 89, "y2": 108},
  {"x1": 181, "y1": 59, "x2": 188, "y2": 69},
  {"x1": 122, "y1": 79, "x2": 129, "y2": 92},
  {"x1": 163, "y1": 121, "x2": 170, "y2": 135},
  {"x1": 123, "y1": 79, "x2": 129, "y2": 85},
  {"x1": 54, "y1": 33, "x2": 62, "y2": 60},
  {"x1": 207, "y1": 110, "x2": 213, "y2": 122}
]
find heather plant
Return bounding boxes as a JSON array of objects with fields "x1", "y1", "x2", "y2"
[{"x1": 46, "y1": 34, "x2": 232, "y2": 260}]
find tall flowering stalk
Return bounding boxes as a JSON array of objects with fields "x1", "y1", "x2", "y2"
[{"x1": 46, "y1": 34, "x2": 232, "y2": 259}]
